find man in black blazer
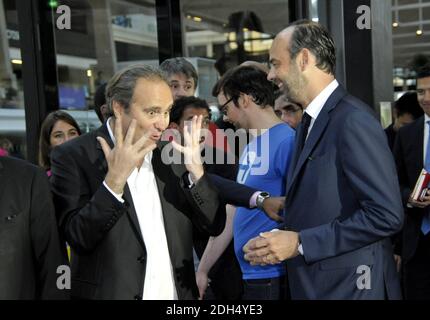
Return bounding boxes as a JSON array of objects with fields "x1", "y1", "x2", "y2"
[
  {"x1": 393, "y1": 66, "x2": 430, "y2": 299},
  {"x1": 244, "y1": 20, "x2": 403, "y2": 299},
  {"x1": 0, "y1": 157, "x2": 68, "y2": 299},
  {"x1": 50, "y1": 65, "x2": 225, "y2": 300}
]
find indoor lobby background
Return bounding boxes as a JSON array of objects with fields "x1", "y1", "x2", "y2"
[{"x1": 0, "y1": 0, "x2": 426, "y2": 163}]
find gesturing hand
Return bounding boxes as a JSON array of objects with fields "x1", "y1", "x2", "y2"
[
  {"x1": 97, "y1": 115, "x2": 156, "y2": 194},
  {"x1": 171, "y1": 115, "x2": 205, "y2": 182}
]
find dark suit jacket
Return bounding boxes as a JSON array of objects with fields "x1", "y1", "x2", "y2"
[
  {"x1": 284, "y1": 85, "x2": 404, "y2": 299},
  {"x1": 385, "y1": 124, "x2": 397, "y2": 151},
  {"x1": 50, "y1": 125, "x2": 226, "y2": 300},
  {"x1": 0, "y1": 157, "x2": 69, "y2": 299},
  {"x1": 393, "y1": 116, "x2": 428, "y2": 262}
]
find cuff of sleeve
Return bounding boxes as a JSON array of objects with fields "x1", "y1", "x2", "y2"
[
  {"x1": 187, "y1": 173, "x2": 195, "y2": 189},
  {"x1": 103, "y1": 181, "x2": 124, "y2": 203},
  {"x1": 249, "y1": 191, "x2": 261, "y2": 208},
  {"x1": 298, "y1": 243, "x2": 304, "y2": 255}
]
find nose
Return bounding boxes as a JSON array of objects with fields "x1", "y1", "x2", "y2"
[
  {"x1": 154, "y1": 116, "x2": 168, "y2": 132},
  {"x1": 178, "y1": 86, "x2": 188, "y2": 97},
  {"x1": 267, "y1": 69, "x2": 275, "y2": 82},
  {"x1": 223, "y1": 114, "x2": 229, "y2": 122}
]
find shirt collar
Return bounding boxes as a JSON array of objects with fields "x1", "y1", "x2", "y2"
[
  {"x1": 425, "y1": 113, "x2": 430, "y2": 124},
  {"x1": 304, "y1": 79, "x2": 339, "y2": 120}
]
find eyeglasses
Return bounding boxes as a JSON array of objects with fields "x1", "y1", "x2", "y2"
[{"x1": 219, "y1": 97, "x2": 234, "y2": 116}]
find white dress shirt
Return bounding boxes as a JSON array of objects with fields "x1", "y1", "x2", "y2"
[
  {"x1": 304, "y1": 79, "x2": 339, "y2": 139},
  {"x1": 103, "y1": 118, "x2": 178, "y2": 300}
]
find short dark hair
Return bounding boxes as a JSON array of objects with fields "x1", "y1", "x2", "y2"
[
  {"x1": 170, "y1": 96, "x2": 211, "y2": 124},
  {"x1": 287, "y1": 20, "x2": 336, "y2": 75},
  {"x1": 417, "y1": 64, "x2": 430, "y2": 81},
  {"x1": 38, "y1": 110, "x2": 81, "y2": 170},
  {"x1": 106, "y1": 64, "x2": 168, "y2": 114},
  {"x1": 159, "y1": 58, "x2": 198, "y2": 89},
  {"x1": 394, "y1": 91, "x2": 423, "y2": 119},
  {"x1": 93, "y1": 83, "x2": 111, "y2": 122},
  {"x1": 212, "y1": 66, "x2": 276, "y2": 108}
]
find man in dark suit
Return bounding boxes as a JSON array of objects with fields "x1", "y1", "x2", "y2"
[
  {"x1": 393, "y1": 66, "x2": 430, "y2": 299},
  {"x1": 0, "y1": 156, "x2": 68, "y2": 299},
  {"x1": 244, "y1": 20, "x2": 404, "y2": 299},
  {"x1": 50, "y1": 65, "x2": 225, "y2": 300},
  {"x1": 385, "y1": 92, "x2": 422, "y2": 151}
]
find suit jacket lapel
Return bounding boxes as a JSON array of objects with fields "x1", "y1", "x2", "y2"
[{"x1": 286, "y1": 85, "x2": 347, "y2": 196}]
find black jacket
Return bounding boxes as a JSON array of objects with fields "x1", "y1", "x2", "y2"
[
  {"x1": 0, "y1": 157, "x2": 69, "y2": 299},
  {"x1": 393, "y1": 116, "x2": 428, "y2": 262}
]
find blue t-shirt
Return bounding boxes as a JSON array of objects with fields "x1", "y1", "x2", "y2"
[{"x1": 234, "y1": 123, "x2": 295, "y2": 280}]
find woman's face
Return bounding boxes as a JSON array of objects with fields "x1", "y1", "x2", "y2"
[{"x1": 49, "y1": 120, "x2": 80, "y2": 147}]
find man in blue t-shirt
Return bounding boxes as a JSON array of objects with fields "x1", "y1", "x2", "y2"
[{"x1": 196, "y1": 66, "x2": 295, "y2": 300}]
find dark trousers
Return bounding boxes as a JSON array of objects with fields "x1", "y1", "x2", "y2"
[
  {"x1": 403, "y1": 233, "x2": 430, "y2": 300},
  {"x1": 242, "y1": 276, "x2": 286, "y2": 300}
]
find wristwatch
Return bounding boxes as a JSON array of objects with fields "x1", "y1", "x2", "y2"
[{"x1": 256, "y1": 192, "x2": 270, "y2": 209}]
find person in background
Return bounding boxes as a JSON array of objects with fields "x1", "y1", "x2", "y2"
[
  {"x1": 168, "y1": 96, "x2": 244, "y2": 300},
  {"x1": 197, "y1": 66, "x2": 295, "y2": 300},
  {"x1": 0, "y1": 137, "x2": 13, "y2": 157},
  {"x1": 93, "y1": 83, "x2": 112, "y2": 124},
  {"x1": 274, "y1": 91, "x2": 303, "y2": 130},
  {"x1": 385, "y1": 92, "x2": 423, "y2": 151},
  {"x1": 393, "y1": 66, "x2": 430, "y2": 299},
  {"x1": 160, "y1": 57, "x2": 230, "y2": 153},
  {"x1": 39, "y1": 110, "x2": 81, "y2": 175}
]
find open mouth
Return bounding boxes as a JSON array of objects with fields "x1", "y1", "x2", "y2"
[{"x1": 150, "y1": 134, "x2": 162, "y2": 140}]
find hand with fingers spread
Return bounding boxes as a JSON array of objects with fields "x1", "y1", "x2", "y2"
[
  {"x1": 243, "y1": 230, "x2": 300, "y2": 266},
  {"x1": 171, "y1": 115, "x2": 205, "y2": 182},
  {"x1": 97, "y1": 115, "x2": 157, "y2": 195}
]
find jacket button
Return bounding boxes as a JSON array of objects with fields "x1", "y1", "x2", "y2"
[
  {"x1": 134, "y1": 294, "x2": 142, "y2": 300},
  {"x1": 137, "y1": 256, "x2": 146, "y2": 263}
]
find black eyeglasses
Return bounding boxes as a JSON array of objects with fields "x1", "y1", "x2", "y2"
[{"x1": 219, "y1": 97, "x2": 234, "y2": 116}]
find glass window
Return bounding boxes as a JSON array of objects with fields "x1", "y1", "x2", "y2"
[
  {"x1": 181, "y1": 0, "x2": 290, "y2": 107},
  {"x1": 52, "y1": 0, "x2": 159, "y2": 133},
  {"x1": 0, "y1": 0, "x2": 26, "y2": 159}
]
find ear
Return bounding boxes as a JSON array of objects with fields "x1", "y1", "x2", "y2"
[
  {"x1": 299, "y1": 49, "x2": 311, "y2": 71},
  {"x1": 239, "y1": 94, "x2": 252, "y2": 109},
  {"x1": 112, "y1": 101, "x2": 124, "y2": 118}
]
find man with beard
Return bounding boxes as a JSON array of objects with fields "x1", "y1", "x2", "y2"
[{"x1": 244, "y1": 20, "x2": 404, "y2": 300}]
